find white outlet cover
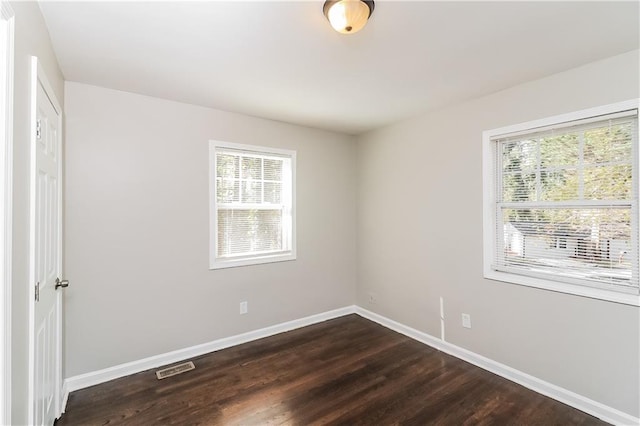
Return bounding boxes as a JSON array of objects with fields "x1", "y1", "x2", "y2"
[
  {"x1": 240, "y1": 301, "x2": 248, "y2": 314},
  {"x1": 462, "y1": 313, "x2": 471, "y2": 328}
]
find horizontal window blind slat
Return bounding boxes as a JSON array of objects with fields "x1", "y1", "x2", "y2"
[
  {"x1": 498, "y1": 200, "x2": 633, "y2": 208},
  {"x1": 216, "y1": 148, "x2": 291, "y2": 162},
  {"x1": 492, "y1": 264, "x2": 639, "y2": 295},
  {"x1": 492, "y1": 111, "x2": 637, "y2": 142},
  {"x1": 218, "y1": 204, "x2": 284, "y2": 210}
]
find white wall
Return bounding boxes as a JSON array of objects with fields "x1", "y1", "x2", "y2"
[
  {"x1": 356, "y1": 50, "x2": 640, "y2": 417},
  {"x1": 63, "y1": 82, "x2": 357, "y2": 377},
  {"x1": 10, "y1": 1, "x2": 64, "y2": 424}
]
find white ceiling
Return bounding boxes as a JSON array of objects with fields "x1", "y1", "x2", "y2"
[{"x1": 39, "y1": 1, "x2": 639, "y2": 135}]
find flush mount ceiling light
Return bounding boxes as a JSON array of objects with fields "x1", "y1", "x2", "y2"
[{"x1": 323, "y1": 0, "x2": 375, "y2": 34}]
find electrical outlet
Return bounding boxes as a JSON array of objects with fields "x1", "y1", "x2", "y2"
[
  {"x1": 368, "y1": 292, "x2": 377, "y2": 304},
  {"x1": 462, "y1": 313, "x2": 471, "y2": 329},
  {"x1": 240, "y1": 301, "x2": 248, "y2": 315}
]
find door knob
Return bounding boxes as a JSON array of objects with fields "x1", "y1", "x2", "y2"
[{"x1": 55, "y1": 277, "x2": 69, "y2": 290}]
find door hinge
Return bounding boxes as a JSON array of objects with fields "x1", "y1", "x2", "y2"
[
  {"x1": 36, "y1": 119, "x2": 42, "y2": 140},
  {"x1": 35, "y1": 282, "x2": 39, "y2": 302}
]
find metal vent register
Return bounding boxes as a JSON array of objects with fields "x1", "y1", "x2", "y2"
[{"x1": 156, "y1": 361, "x2": 195, "y2": 380}]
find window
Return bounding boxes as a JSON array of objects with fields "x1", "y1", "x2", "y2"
[
  {"x1": 209, "y1": 141, "x2": 296, "y2": 269},
  {"x1": 483, "y1": 100, "x2": 639, "y2": 305}
]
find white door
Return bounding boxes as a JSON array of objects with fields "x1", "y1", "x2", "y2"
[
  {"x1": 0, "y1": 2, "x2": 14, "y2": 424},
  {"x1": 29, "y1": 57, "x2": 64, "y2": 426}
]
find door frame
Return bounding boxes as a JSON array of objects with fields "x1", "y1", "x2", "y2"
[
  {"x1": 0, "y1": 2, "x2": 14, "y2": 425},
  {"x1": 28, "y1": 56, "x2": 64, "y2": 424}
]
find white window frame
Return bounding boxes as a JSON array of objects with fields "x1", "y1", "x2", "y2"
[
  {"x1": 209, "y1": 140, "x2": 296, "y2": 270},
  {"x1": 0, "y1": 2, "x2": 14, "y2": 424},
  {"x1": 483, "y1": 99, "x2": 640, "y2": 306}
]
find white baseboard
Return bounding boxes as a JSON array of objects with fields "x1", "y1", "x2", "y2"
[
  {"x1": 62, "y1": 305, "x2": 639, "y2": 426},
  {"x1": 354, "y1": 306, "x2": 640, "y2": 426},
  {"x1": 63, "y1": 306, "x2": 356, "y2": 402}
]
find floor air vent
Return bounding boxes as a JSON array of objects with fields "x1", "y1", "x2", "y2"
[{"x1": 156, "y1": 361, "x2": 195, "y2": 380}]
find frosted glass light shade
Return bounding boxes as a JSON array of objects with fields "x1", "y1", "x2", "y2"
[{"x1": 323, "y1": 0, "x2": 374, "y2": 34}]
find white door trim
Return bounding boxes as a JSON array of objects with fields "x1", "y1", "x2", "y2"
[
  {"x1": 28, "y1": 56, "x2": 64, "y2": 425},
  {"x1": 0, "y1": 2, "x2": 14, "y2": 424}
]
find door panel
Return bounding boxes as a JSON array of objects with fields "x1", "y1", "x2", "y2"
[{"x1": 31, "y1": 58, "x2": 62, "y2": 426}]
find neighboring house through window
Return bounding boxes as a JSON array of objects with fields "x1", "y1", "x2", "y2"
[
  {"x1": 209, "y1": 141, "x2": 296, "y2": 269},
  {"x1": 483, "y1": 100, "x2": 639, "y2": 305}
]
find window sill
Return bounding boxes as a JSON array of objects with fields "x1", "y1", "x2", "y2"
[
  {"x1": 484, "y1": 269, "x2": 640, "y2": 306},
  {"x1": 210, "y1": 252, "x2": 296, "y2": 270}
]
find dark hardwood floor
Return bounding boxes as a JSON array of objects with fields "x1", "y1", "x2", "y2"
[{"x1": 57, "y1": 315, "x2": 606, "y2": 425}]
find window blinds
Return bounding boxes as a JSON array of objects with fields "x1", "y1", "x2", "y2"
[
  {"x1": 493, "y1": 111, "x2": 639, "y2": 294},
  {"x1": 215, "y1": 148, "x2": 293, "y2": 259}
]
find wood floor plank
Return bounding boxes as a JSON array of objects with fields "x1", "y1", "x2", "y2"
[{"x1": 56, "y1": 314, "x2": 607, "y2": 425}]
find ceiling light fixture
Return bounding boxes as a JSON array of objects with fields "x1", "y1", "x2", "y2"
[{"x1": 323, "y1": 0, "x2": 375, "y2": 34}]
